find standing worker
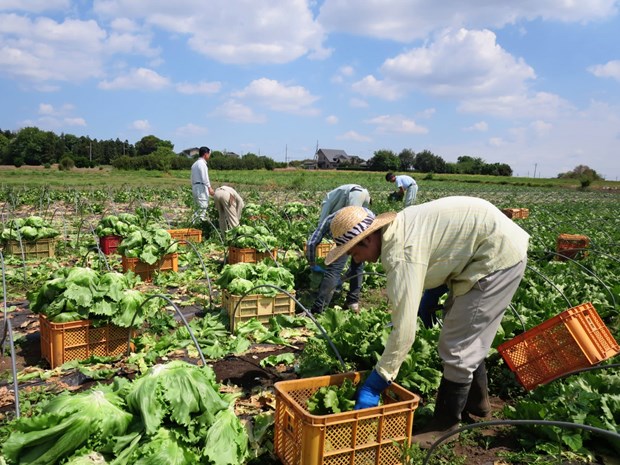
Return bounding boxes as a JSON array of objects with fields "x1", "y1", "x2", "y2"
[
  {"x1": 385, "y1": 172, "x2": 418, "y2": 207},
  {"x1": 191, "y1": 146, "x2": 215, "y2": 221},
  {"x1": 213, "y1": 186, "x2": 245, "y2": 234},
  {"x1": 307, "y1": 184, "x2": 371, "y2": 313},
  {"x1": 324, "y1": 197, "x2": 529, "y2": 448}
]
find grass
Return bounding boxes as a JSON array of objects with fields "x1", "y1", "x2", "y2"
[{"x1": 2, "y1": 165, "x2": 619, "y2": 191}]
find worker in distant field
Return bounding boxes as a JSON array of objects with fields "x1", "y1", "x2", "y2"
[
  {"x1": 324, "y1": 197, "x2": 529, "y2": 448},
  {"x1": 385, "y1": 172, "x2": 418, "y2": 207},
  {"x1": 190, "y1": 146, "x2": 215, "y2": 221},
  {"x1": 213, "y1": 186, "x2": 245, "y2": 234},
  {"x1": 307, "y1": 184, "x2": 371, "y2": 313}
]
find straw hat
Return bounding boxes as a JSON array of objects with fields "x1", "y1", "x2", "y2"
[{"x1": 325, "y1": 206, "x2": 397, "y2": 265}]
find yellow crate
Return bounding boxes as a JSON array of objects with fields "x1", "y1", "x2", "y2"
[
  {"x1": 39, "y1": 315, "x2": 133, "y2": 369},
  {"x1": 304, "y1": 242, "x2": 334, "y2": 259},
  {"x1": 121, "y1": 253, "x2": 178, "y2": 282},
  {"x1": 227, "y1": 246, "x2": 278, "y2": 264},
  {"x1": 274, "y1": 371, "x2": 420, "y2": 465},
  {"x1": 4, "y1": 238, "x2": 56, "y2": 259},
  {"x1": 223, "y1": 290, "x2": 295, "y2": 331},
  {"x1": 167, "y1": 228, "x2": 202, "y2": 245},
  {"x1": 498, "y1": 302, "x2": 619, "y2": 390}
]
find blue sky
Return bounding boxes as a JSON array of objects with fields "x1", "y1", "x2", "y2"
[{"x1": 1, "y1": 0, "x2": 619, "y2": 179}]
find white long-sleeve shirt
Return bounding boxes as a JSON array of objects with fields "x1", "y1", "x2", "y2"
[
  {"x1": 375, "y1": 196, "x2": 530, "y2": 382},
  {"x1": 318, "y1": 184, "x2": 370, "y2": 224},
  {"x1": 190, "y1": 157, "x2": 211, "y2": 187}
]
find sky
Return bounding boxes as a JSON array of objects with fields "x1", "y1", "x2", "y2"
[{"x1": 1, "y1": 1, "x2": 620, "y2": 180}]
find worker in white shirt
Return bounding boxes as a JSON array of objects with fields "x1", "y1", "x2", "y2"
[
  {"x1": 190, "y1": 146, "x2": 215, "y2": 221},
  {"x1": 213, "y1": 186, "x2": 244, "y2": 234},
  {"x1": 385, "y1": 172, "x2": 418, "y2": 206},
  {"x1": 324, "y1": 197, "x2": 529, "y2": 448}
]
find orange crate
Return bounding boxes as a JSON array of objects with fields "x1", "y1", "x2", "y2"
[
  {"x1": 99, "y1": 235, "x2": 122, "y2": 255},
  {"x1": 223, "y1": 290, "x2": 295, "y2": 332},
  {"x1": 4, "y1": 238, "x2": 56, "y2": 259},
  {"x1": 121, "y1": 253, "x2": 178, "y2": 282},
  {"x1": 39, "y1": 315, "x2": 133, "y2": 368},
  {"x1": 502, "y1": 208, "x2": 529, "y2": 219},
  {"x1": 167, "y1": 228, "x2": 202, "y2": 246},
  {"x1": 274, "y1": 371, "x2": 420, "y2": 465},
  {"x1": 304, "y1": 242, "x2": 334, "y2": 259},
  {"x1": 228, "y1": 246, "x2": 278, "y2": 264},
  {"x1": 497, "y1": 302, "x2": 619, "y2": 390},
  {"x1": 556, "y1": 233, "x2": 589, "y2": 260}
]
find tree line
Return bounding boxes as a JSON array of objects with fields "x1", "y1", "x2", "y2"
[{"x1": 0, "y1": 126, "x2": 514, "y2": 175}]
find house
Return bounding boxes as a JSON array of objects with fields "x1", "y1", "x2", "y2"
[
  {"x1": 316, "y1": 149, "x2": 352, "y2": 169},
  {"x1": 180, "y1": 147, "x2": 200, "y2": 158}
]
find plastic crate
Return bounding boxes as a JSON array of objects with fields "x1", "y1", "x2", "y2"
[
  {"x1": 497, "y1": 302, "x2": 619, "y2": 390},
  {"x1": 39, "y1": 315, "x2": 133, "y2": 368},
  {"x1": 274, "y1": 371, "x2": 421, "y2": 465},
  {"x1": 121, "y1": 253, "x2": 178, "y2": 282},
  {"x1": 99, "y1": 235, "x2": 122, "y2": 255},
  {"x1": 556, "y1": 233, "x2": 589, "y2": 260},
  {"x1": 227, "y1": 246, "x2": 278, "y2": 264},
  {"x1": 223, "y1": 290, "x2": 295, "y2": 332},
  {"x1": 167, "y1": 228, "x2": 202, "y2": 246},
  {"x1": 4, "y1": 238, "x2": 56, "y2": 259},
  {"x1": 502, "y1": 208, "x2": 529, "y2": 219},
  {"x1": 304, "y1": 242, "x2": 334, "y2": 259}
]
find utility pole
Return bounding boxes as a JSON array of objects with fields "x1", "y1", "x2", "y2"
[
  {"x1": 89, "y1": 142, "x2": 92, "y2": 162},
  {"x1": 285, "y1": 144, "x2": 288, "y2": 164},
  {"x1": 533, "y1": 163, "x2": 537, "y2": 178}
]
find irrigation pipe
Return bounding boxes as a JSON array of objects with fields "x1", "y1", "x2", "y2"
[
  {"x1": 423, "y1": 419, "x2": 620, "y2": 465},
  {"x1": 126, "y1": 293, "x2": 207, "y2": 367},
  {"x1": 0, "y1": 252, "x2": 20, "y2": 418},
  {"x1": 524, "y1": 265, "x2": 573, "y2": 308},
  {"x1": 229, "y1": 283, "x2": 346, "y2": 371},
  {"x1": 167, "y1": 239, "x2": 214, "y2": 311}
]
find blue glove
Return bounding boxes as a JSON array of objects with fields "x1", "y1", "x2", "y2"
[
  {"x1": 354, "y1": 370, "x2": 390, "y2": 410},
  {"x1": 310, "y1": 264, "x2": 326, "y2": 273}
]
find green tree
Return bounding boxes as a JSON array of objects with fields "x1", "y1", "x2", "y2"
[
  {"x1": 135, "y1": 135, "x2": 174, "y2": 156},
  {"x1": 414, "y1": 150, "x2": 446, "y2": 173},
  {"x1": 7, "y1": 127, "x2": 56, "y2": 166},
  {"x1": 557, "y1": 165, "x2": 603, "y2": 182},
  {"x1": 398, "y1": 149, "x2": 416, "y2": 171},
  {"x1": 368, "y1": 150, "x2": 400, "y2": 172}
]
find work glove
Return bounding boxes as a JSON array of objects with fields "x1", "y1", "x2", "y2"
[
  {"x1": 310, "y1": 264, "x2": 326, "y2": 273},
  {"x1": 354, "y1": 370, "x2": 390, "y2": 410}
]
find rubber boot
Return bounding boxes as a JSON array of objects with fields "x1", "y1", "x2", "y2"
[
  {"x1": 411, "y1": 377, "x2": 470, "y2": 449},
  {"x1": 464, "y1": 362, "x2": 491, "y2": 417}
]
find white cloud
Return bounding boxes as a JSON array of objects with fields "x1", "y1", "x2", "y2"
[
  {"x1": 338, "y1": 130, "x2": 372, "y2": 142},
  {"x1": 38, "y1": 103, "x2": 55, "y2": 115},
  {"x1": 464, "y1": 121, "x2": 488, "y2": 132},
  {"x1": 64, "y1": 117, "x2": 86, "y2": 126},
  {"x1": 176, "y1": 81, "x2": 222, "y2": 95},
  {"x1": 530, "y1": 120, "x2": 552, "y2": 136},
  {"x1": 588, "y1": 60, "x2": 620, "y2": 81},
  {"x1": 131, "y1": 119, "x2": 150, "y2": 130},
  {"x1": 351, "y1": 75, "x2": 404, "y2": 100},
  {"x1": 326, "y1": 115, "x2": 338, "y2": 124},
  {"x1": 416, "y1": 108, "x2": 436, "y2": 119},
  {"x1": 214, "y1": 100, "x2": 266, "y2": 123},
  {"x1": 175, "y1": 123, "x2": 208, "y2": 136},
  {"x1": 488, "y1": 137, "x2": 504, "y2": 147},
  {"x1": 459, "y1": 91, "x2": 573, "y2": 119},
  {"x1": 0, "y1": 14, "x2": 107, "y2": 82},
  {"x1": 98, "y1": 67, "x2": 170, "y2": 90},
  {"x1": 232, "y1": 78, "x2": 320, "y2": 115},
  {"x1": 366, "y1": 114, "x2": 429, "y2": 134},
  {"x1": 349, "y1": 97, "x2": 368, "y2": 108},
  {"x1": 94, "y1": 0, "x2": 330, "y2": 65},
  {"x1": 318, "y1": 0, "x2": 617, "y2": 42},
  {"x1": 0, "y1": 0, "x2": 70, "y2": 13}
]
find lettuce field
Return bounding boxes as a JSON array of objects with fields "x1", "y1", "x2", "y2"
[{"x1": 0, "y1": 169, "x2": 619, "y2": 465}]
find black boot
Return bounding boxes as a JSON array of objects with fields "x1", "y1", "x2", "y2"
[
  {"x1": 463, "y1": 362, "x2": 491, "y2": 417},
  {"x1": 411, "y1": 377, "x2": 470, "y2": 449}
]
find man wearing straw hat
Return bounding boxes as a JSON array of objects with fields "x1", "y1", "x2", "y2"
[
  {"x1": 307, "y1": 184, "x2": 371, "y2": 313},
  {"x1": 324, "y1": 197, "x2": 529, "y2": 448}
]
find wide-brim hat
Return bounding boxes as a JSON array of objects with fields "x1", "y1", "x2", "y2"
[{"x1": 325, "y1": 206, "x2": 397, "y2": 265}]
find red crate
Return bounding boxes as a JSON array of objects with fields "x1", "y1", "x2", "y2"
[
  {"x1": 498, "y1": 302, "x2": 619, "y2": 390},
  {"x1": 121, "y1": 253, "x2": 178, "y2": 282},
  {"x1": 39, "y1": 315, "x2": 133, "y2": 368},
  {"x1": 99, "y1": 235, "x2": 122, "y2": 255},
  {"x1": 227, "y1": 246, "x2": 278, "y2": 264},
  {"x1": 556, "y1": 233, "x2": 589, "y2": 260},
  {"x1": 274, "y1": 372, "x2": 421, "y2": 465}
]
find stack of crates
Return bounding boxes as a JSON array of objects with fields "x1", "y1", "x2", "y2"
[
  {"x1": 99, "y1": 235, "x2": 122, "y2": 255},
  {"x1": 274, "y1": 371, "x2": 421, "y2": 465},
  {"x1": 498, "y1": 302, "x2": 619, "y2": 390},
  {"x1": 3, "y1": 238, "x2": 56, "y2": 259},
  {"x1": 121, "y1": 253, "x2": 179, "y2": 282},
  {"x1": 502, "y1": 208, "x2": 529, "y2": 219}
]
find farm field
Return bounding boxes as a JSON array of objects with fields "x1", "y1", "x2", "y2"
[{"x1": 1, "y1": 168, "x2": 619, "y2": 465}]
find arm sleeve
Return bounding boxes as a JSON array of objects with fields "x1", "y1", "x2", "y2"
[
  {"x1": 375, "y1": 260, "x2": 426, "y2": 382},
  {"x1": 306, "y1": 215, "x2": 332, "y2": 262}
]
